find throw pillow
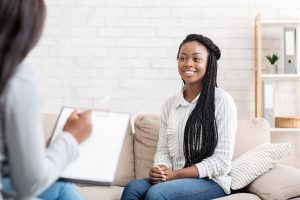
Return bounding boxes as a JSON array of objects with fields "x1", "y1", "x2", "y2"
[
  {"x1": 230, "y1": 142, "x2": 291, "y2": 190},
  {"x1": 245, "y1": 164, "x2": 300, "y2": 200}
]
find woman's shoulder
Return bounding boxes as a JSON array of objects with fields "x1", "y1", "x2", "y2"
[
  {"x1": 160, "y1": 92, "x2": 182, "y2": 115},
  {"x1": 4, "y1": 62, "x2": 40, "y2": 100},
  {"x1": 215, "y1": 88, "x2": 235, "y2": 103},
  {"x1": 162, "y1": 92, "x2": 181, "y2": 107},
  {"x1": 9, "y1": 62, "x2": 38, "y2": 86},
  {"x1": 14, "y1": 62, "x2": 38, "y2": 81}
]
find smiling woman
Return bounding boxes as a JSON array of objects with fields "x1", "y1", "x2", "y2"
[
  {"x1": 121, "y1": 34, "x2": 237, "y2": 200},
  {"x1": 177, "y1": 41, "x2": 209, "y2": 102}
]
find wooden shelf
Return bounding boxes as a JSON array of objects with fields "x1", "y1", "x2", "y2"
[
  {"x1": 261, "y1": 73, "x2": 299, "y2": 80},
  {"x1": 261, "y1": 20, "x2": 300, "y2": 26},
  {"x1": 270, "y1": 128, "x2": 300, "y2": 133},
  {"x1": 254, "y1": 13, "x2": 300, "y2": 120}
]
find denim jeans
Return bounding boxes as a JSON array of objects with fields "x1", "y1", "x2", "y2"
[
  {"x1": 2, "y1": 178, "x2": 83, "y2": 200},
  {"x1": 121, "y1": 178, "x2": 226, "y2": 200}
]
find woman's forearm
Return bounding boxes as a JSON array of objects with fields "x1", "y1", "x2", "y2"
[{"x1": 171, "y1": 165, "x2": 199, "y2": 180}]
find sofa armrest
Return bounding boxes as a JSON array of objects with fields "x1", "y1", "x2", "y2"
[{"x1": 245, "y1": 164, "x2": 300, "y2": 200}]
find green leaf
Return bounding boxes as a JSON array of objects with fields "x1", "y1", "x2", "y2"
[{"x1": 266, "y1": 54, "x2": 279, "y2": 65}]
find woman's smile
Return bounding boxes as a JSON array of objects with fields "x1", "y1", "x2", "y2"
[{"x1": 183, "y1": 69, "x2": 198, "y2": 77}]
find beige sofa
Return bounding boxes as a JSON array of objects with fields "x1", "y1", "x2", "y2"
[{"x1": 44, "y1": 114, "x2": 300, "y2": 200}]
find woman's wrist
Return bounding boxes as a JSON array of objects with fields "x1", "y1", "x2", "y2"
[
  {"x1": 171, "y1": 166, "x2": 199, "y2": 180},
  {"x1": 170, "y1": 170, "x2": 178, "y2": 180}
]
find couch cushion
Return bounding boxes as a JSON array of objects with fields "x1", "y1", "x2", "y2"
[
  {"x1": 134, "y1": 114, "x2": 160, "y2": 179},
  {"x1": 43, "y1": 113, "x2": 58, "y2": 139},
  {"x1": 78, "y1": 185, "x2": 123, "y2": 200},
  {"x1": 245, "y1": 164, "x2": 300, "y2": 200},
  {"x1": 230, "y1": 143, "x2": 291, "y2": 190},
  {"x1": 43, "y1": 113, "x2": 134, "y2": 186},
  {"x1": 215, "y1": 193, "x2": 261, "y2": 200},
  {"x1": 113, "y1": 123, "x2": 135, "y2": 186},
  {"x1": 233, "y1": 118, "x2": 270, "y2": 159}
]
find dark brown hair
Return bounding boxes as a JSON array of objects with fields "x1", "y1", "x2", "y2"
[{"x1": 0, "y1": 0, "x2": 46, "y2": 95}]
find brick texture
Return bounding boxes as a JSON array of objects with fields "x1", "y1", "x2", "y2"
[{"x1": 26, "y1": 0, "x2": 300, "y2": 119}]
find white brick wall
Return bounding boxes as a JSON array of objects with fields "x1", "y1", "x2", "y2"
[{"x1": 26, "y1": 0, "x2": 300, "y2": 119}]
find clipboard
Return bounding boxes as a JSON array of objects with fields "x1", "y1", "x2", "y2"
[{"x1": 49, "y1": 107, "x2": 130, "y2": 186}]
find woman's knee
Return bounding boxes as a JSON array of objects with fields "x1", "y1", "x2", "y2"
[
  {"x1": 38, "y1": 181, "x2": 82, "y2": 200},
  {"x1": 125, "y1": 179, "x2": 148, "y2": 191},
  {"x1": 145, "y1": 184, "x2": 167, "y2": 200},
  {"x1": 121, "y1": 179, "x2": 151, "y2": 200}
]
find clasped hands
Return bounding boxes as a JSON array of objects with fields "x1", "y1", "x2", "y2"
[{"x1": 149, "y1": 165, "x2": 176, "y2": 184}]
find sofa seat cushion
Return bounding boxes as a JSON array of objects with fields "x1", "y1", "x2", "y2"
[
  {"x1": 245, "y1": 164, "x2": 300, "y2": 200},
  {"x1": 215, "y1": 193, "x2": 261, "y2": 200},
  {"x1": 78, "y1": 185, "x2": 124, "y2": 200}
]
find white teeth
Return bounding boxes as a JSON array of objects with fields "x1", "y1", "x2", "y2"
[{"x1": 184, "y1": 71, "x2": 196, "y2": 74}]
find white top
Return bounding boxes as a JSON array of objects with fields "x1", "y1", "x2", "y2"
[
  {"x1": 0, "y1": 63, "x2": 79, "y2": 199},
  {"x1": 154, "y1": 88, "x2": 237, "y2": 194}
]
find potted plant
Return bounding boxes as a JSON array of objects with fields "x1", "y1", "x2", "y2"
[{"x1": 266, "y1": 54, "x2": 279, "y2": 74}]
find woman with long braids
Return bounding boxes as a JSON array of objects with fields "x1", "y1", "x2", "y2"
[
  {"x1": 121, "y1": 34, "x2": 237, "y2": 200},
  {"x1": 0, "y1": 0, "x2": 92, "y2": 199}
]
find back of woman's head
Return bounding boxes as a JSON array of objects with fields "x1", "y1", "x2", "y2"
[
  {"x1": 178, "y1": 34, "x2": 221, "y2": 167},
  {"x1": 0, "y1": 0, "x2": 46, "y2": 95}
]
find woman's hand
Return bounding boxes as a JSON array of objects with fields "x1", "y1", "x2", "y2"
[
  {"x1": 161, "y1": 167, "x2": 177, "y2": 181},
  {"x1": 63, "y1": 109, "x2": 92, "y2": 144},
  {"x1": 149, "y1": 165, "x2": 199, "y2": 184},
  {"x1": 149, "y1": 165, "x2": 167, "y2": 184},
  {"x1": 149, "y1": 165, "x2": 178, "y2": 184}
]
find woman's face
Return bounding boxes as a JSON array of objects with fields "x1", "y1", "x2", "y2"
[{"x1": 177, "y1": 41, "x2": 209, "y2": 87}]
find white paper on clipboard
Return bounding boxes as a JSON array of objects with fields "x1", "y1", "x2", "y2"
[{"x1": 50, "y1": 107, "x2": 130, "y2": 185}]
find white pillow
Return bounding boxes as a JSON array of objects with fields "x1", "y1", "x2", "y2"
[{"x1": 230, "y1": 143, "x2": 291, "y2": 190}]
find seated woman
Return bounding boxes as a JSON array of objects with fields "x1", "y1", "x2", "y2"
[
  {"x1": 0, "y1": 0, "x2": 92, "y2": 199},
  {"x1": 121, "y1": 34, "x2": 237, "y2": 200}
]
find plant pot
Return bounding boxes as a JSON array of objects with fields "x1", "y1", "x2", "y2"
[{"x1": 266, "y1": 64, "x2": 278, "y2": 74}]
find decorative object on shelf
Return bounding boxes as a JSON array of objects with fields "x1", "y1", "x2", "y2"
[
  {"x1": 275, "y1": 116, "x2": 300, "y2": 128},
  {"x1": 284, "y1": 27, "x2": 297, "y2": 74},
  {"x1": 266, "y1": 54, "x2": 279, "y2": 74}
]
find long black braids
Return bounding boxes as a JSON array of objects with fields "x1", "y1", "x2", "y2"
[{"x1": 176, "y1": 34, "x2": 221, "y2": 167}]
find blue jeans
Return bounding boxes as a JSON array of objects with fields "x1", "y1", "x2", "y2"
[
  {"x1": 2, "y1": 178, "x2": 83, "y2": 200},
  {"x1": 121, "y1": 178, "x2": 226, "y2": 200}
]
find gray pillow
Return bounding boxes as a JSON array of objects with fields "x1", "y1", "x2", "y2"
[{"x1": 245, "y1": 164, "x2": 300, "y2": 200}]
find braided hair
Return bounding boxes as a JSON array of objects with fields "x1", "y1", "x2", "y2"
[{"x1": 176, "y1": 34, "x2": 221, "y2": 167}]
